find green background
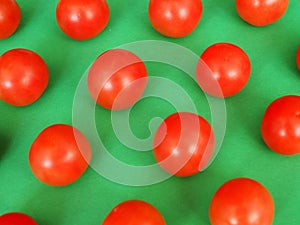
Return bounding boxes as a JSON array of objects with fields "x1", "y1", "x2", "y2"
[{"x1": 1, "y1": 0, "x2": 300, "y2": 224}]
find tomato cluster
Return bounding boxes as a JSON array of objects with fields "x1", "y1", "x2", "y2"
[{"x1": 1, "y1": 0, "x2": 299, "y2": 224}]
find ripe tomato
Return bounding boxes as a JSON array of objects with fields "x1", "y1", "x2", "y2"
[
  {"x1": 209, "y1": 178, "x2": 275, "y2": 225},
  {"x1": 236, "y1": 0, "x2": 289, "y2": 26},
  {"x1": 197, "y1": 43, "x2": 251, "y2": 98},
  {"x1": 0, "y1": 212, "x2": 38, "y2": 225},
  {"x1": 261, "y1": 95, "x2": 300, "y2": 155},
  {"x1": 296, "y1": 46, "x2": 300, "y2": 70},
  {"x1": 56, "y1": 0, "x2": 110, "y2": 40},
  {"x1": 102, "y1": 200, "x2": 166, "y2": 225},
  {"x1": 0, "y1": 0, "x2": 21, "y2": 40},
  {"x1": 88, "y1": 49, "x2": 148, "y2": 110},
  {"x1": 29, "y1": 124, "x2": 92, "y2": 186},
  {"x1": 148, "y1": 0, "x2": 203, "y2": 38},
  {"x1": 0, "y1": 49, "x2": 49, "y2": 106},
  {"x1": 152, "y1": 112, "x2": 215, "y2": 177}
]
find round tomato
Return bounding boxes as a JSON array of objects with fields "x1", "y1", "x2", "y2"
[
  {"x1": 29, "y1": 124, "x2": 92, "y2": 186},
  {"x1": 102, "y1": 200, "x2": 166, "y2": 225},
  {"x1": 88, "y1": 49, "x2": 148, "y2": 110},
  {"x1": 0, "y1": 0, "x2": 21, "y2": 40},
  {"x1": 197, "y1": 43, "x2": 251, "y2": 98},
  {"x1": 148, "y1": 0, "x2": 203, "y2": 38},
  {"x1": 0, "y1": 49, "x2": 49, "y2": 106},
  {"x1": 261, "y1": 95, "x2": 300, "y2": 155},
  {"x1": 296, "y1": 46, "x2": 300, "y2": 70},
  {"x1": 153, "y1": 112, "x2": 215, "y2": 177},
  {"x1": 0, "y1": 212, "x2": 38, "y2": 225},
  {"x1": 210, "y1": 178, "x2": 275, "y2": 225},
  {"x1": 56, "y1": 0, "x2": 110, "y2": 40},
  {"x1": 236, "y1": 0, "x2": 289, "y2": 26}
]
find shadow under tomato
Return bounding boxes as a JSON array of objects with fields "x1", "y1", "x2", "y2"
[{"x1": 0, "y1": 134, "x2": 11, "y2": 160}]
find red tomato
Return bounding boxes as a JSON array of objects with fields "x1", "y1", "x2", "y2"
[
  {"x1": 88, "y1": 49, "x2": 148, "y2": 110},
  {"x1": 29, "y1": 124, "x2": 92, "y2": 186},
  {"x1": 0, "y1": 212, "x2": 38, "y2": 225},
  {"x1": 296, "y1": 46, "x2": 300, "y2": 70},
  {"x1": 0, "y1": 49, "x2": 49, "y2": 106},
  {"x1": 261, "y1": 95, "x2": 300, "y2": 155},
  {"x1": 236, "y1": 0, "x2": 289, "y2": 26},
  {"x1": 153, "y1": 112, "x2": 215, "y2": 177},
  {"x1": 197, "y1": 43, "x2": 251, "y2": 98},
  {"x1": 56, "y1": 0, "x2": 110, "y2": 40},
  {"x1": 148, "y1": 0, "x2": 203, "y2": 38},
  {"x1": 209, "y1": 178, "x2": 275, "y2": 225},
  {"x1": 0, "y1": 0, "x2": 21, "y2": 40},
  {"x1": 102, "y1": 200, "x2": 166, "y2": 225}
]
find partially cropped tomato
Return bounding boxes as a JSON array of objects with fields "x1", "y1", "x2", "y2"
[
  {"x1": 88, "y1": 49, "x2": 148, "y2": 110},
  {"x1": 0, "y1": 212, "x2": 38, "y2": 225},
  {"x1": 153, "y1": 112, "x2": 215, "y2": 177},
  {"x1": 296, "y1": 46, "x2": 300, "y2": 70},
  {"x1": 0, "y1": 49, "x2": 49, "y2": 106},
  {"x1": 236, "y1": 0, "x2": 289, "y2": 26},
  {"x1": 148, "y1": 0, "x2": 203, "y2": 38},
  {"x1": 29, "y1": 124, "x2": 92, "y2": 186},
  {"x1": 261, "y1": 95, "x2": 300, "y2": 155},
  {"x1": 102, "y1": 200, "x2": 166, "y2": 225},
  {"x1": 56, "y1": 0, "x2": 110, "y2": 40},
  {"x1": 0, "y1": 0, "x2": 21, "y2": 40},
  {"x1": 197, "y1": 43, "x2": 251, "y2": 98},
  {"x1": 210, "y1": 178, "x2": 275, "y2": 225}
]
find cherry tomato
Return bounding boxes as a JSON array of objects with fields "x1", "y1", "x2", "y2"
[
  {"x1": 29, "y1": 124, "x2": 92, "y2": 186},
  {"x1": 88, "y1": 49, "x2": 148, "y2": 110},
  {"x1": 261, "y1": 95, "x2": 300, "y2": 155},
  {"x1": 0, "y1": 0, "x2": 21, "y2": 40},
  {"x1": 236, "y1": 0, "x2": 289, "y2": 26},
  {"x1": 56, "y1": 0, "x2": 110, "y2": 40},
  {"x1": 197, "y1": 43, "x2": 251, "y2": 98},
  {"x1": 148, "y1": 0, "x2": 203, "y2": 38},
  {"x1": 0, "y1": 49, "x2": 49, "y2": 106},
  {"x1": 296, "y1": 46, "x2": 300, "y2": 70},
  {"x1": 209, "y1": 178, "x2": 275, "y2": 225},
  {"x1": 102, "y1": 200, "x2": 166, "y2": 225},
  {"x1": 0, "y1": 212, "x2": 38, "y2": 225},
  {"x1": 152, "y1": 112, "x2": 215, "y2": 177}
]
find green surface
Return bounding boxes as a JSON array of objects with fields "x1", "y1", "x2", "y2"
[{"x1": 1, "y1": 0, "x2": 300, "y2": 224}]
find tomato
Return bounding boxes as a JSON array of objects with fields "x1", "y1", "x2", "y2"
[
  {"x1": 209, "y1": 178, "x2": 275, "y2": 225},
  {"x1": 88, "y1": 49, "x2": 148, "y2": 110},
  {"x1": 29, "y1": 124, "x2": 92, "y2": 186},
  {"x1": 152, "y1": 112, "x2": 215, "y2": 177},
  {"x1": 148, "y1": 0, "x2": 203, "y2": 38},
  {"x1": 296, "y1": 46, "x2": 300, "y2": 70},
  {"x1": 0, "y1": 212, "x2": 38, "y2": 225},
  {"x1": 0, "y1": 49, "x2": 49, "y2": 106},
  {"x1": 236, "y1": 0, "x2": 289, "y2": 26},
  {"x1": 197, "y1": 43, "x2": 251, "y2": 98},
  {"x1": 261, "y1": 95, "x2": 300, "y2": 155},
  {"x1": 102, "y1": 200, "x2": 166, "y2": 225},
  {"x1": 0, "y1": 0, "x2": 21, "y2": 40},
  {"x1": 56, "y1": 0, "x2": 110, "y2": 40}
]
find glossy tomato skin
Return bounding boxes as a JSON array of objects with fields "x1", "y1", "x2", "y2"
[
  {"x1": 0, "y1": 0, "x2": 21, "y2": 40},
  {"x1": 29, "y1": 124, "x2": 92, "y2": 186},
  {"x1": 148, "y1": 0, "x2": 203, "y2": 38},
  {"x1": 236, "y1": 0, "x2": 289, "y2": 26},
  {"x1": 210, "y1": 178, "x2": 275, "y2": 225},
  {"x1": 153, "y1": 112, "x2": 215, "y2": 177},
  {"x1": 102, "y1": 200, "x2": 166, "y2": 225},
  {"x1": 197, "y1": 43, "x2": 251, "y2": 98},
  {"x1": 296, "y1": 46, "x2": 300, "y2": 70},
  {"x1": 0, "y1": 212, "x2": 38, "y2": 225},
  {"x1": 56, "y1": 0, "x2": 110, "y2": 40},
  {"x1": 88, "y1": 49, "x2": 148, "y2": 110},
  {"x1": 261, "y1": 95, "x2": 300, "y2": 155},
  {"x1": 0, "y1": 49, "x2": 49, "y2": 106}
]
